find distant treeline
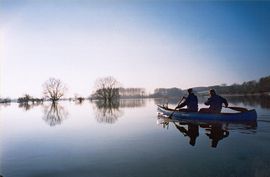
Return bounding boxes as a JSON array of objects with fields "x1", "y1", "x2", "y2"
[
  {"x1": 151, "y1": 88, "x2": 184, "y2": 98},
  {"x1": 1, "y1": 75, "x2": 270, "y2": 103},
  {"x1": 208, "y1": 75, "x2": 270, "y2": 95},
  {"x1": 151, "y1": 75, "x2": 270, "y2": 98},
  {"x1": 119, "y1": 88, "x2": 146, "y2": 98}
]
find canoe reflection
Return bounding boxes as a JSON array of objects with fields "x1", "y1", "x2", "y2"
[{"x1": 158, "y1": 116, "x2": 257, "y2": 148}]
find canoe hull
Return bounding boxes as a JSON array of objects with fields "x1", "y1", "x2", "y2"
[{"x1": 157, "y1": 105, "x2": 257, "y2": 122}]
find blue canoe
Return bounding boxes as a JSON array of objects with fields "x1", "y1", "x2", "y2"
[{"x1": 157, "y1": 105, "x2": 257, "y2": 122}]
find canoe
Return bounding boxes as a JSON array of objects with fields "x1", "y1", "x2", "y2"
[{"x1": 157, "y1": 105, "x2": 257, "y2": 122}]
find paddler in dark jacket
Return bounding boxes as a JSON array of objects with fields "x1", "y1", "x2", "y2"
[
  {"x1": 176, "y1": 88, "x2": 198, "y2": 112},
  {"x1": 200, "y1": 89, "x2": 228, "y2": 113}
]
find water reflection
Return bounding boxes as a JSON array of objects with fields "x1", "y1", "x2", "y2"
[
  {"x1": 158, "y1": 116, "x2": 257, "y2": 148},
  {"x1": 119, "y1": 99, "x2": 145, "y2": 108},
  {"x1": 18, "y1": 101, "x2": 43, "y2": 111},
  {"x1": 93, "y1": 100, "x2": 123, "y2": 124},
  {"x1": 204, "y1": 123, "x2": 229, "y2": 148},
  {"x1": 43, "y1": 103, "x2": 68, "y2": 126},
  {"x1": 154, "y1": 95, "x2": 270, "y2": 109},
  {"x1": 173, "y1": 122, "x2": 199, "y2": 146},
  {"x1": 92, "y1": 99, "x2": 146, "y2": 124},
  {"x1": 154, "y1": 97, "x2": 207, "y2": 107},
  {"x1": 0, "y1": 102, "x2": 11, "y2": 109},
  {"x1": 226, "y1": 95, "x2": 270, "y2": 108}
]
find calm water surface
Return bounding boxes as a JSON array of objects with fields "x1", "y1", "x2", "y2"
[{"x1": 1, "y1": 97, "x2": 270, "y2": 177}]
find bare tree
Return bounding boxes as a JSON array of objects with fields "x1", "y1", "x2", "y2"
[
  {"x1": 93, "y1": 76, "x2": 120, "y2": 102},
  {"x1": 74, "y1": 94, "x2": 85, "y2": 104},
  {"x1": 43, "y1": 78, "x2": 67, "y2": 102},
  {"x1": 17, "y1": 94, "x2": 32, "y2": 103}
]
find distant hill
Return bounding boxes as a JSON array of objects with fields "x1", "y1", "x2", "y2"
[
  {"x1": 192, "y1": 87, "x2": 209, "y2": 92},
  {"x1": 151, "y1": 87, "x2": 184, "y2": 98}
]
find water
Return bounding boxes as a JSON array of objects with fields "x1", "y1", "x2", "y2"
[{"x1": 0, "y1": 97, "x2": 270, "y2": 177}]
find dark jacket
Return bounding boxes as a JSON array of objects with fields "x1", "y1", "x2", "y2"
[
  {"x1": 205, "y1": 95, "x2": 228, "y2": 113},
  {"x1": 178, "y1": 93, "x2": 198, "y2": 112}
]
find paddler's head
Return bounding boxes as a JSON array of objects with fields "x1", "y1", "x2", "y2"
[
  {"x1": 187, "y1": 88, "x2": 193, "y2": 94},
  {"x1": 209, "y1": 89, "x2": 216, "y2": 96}
]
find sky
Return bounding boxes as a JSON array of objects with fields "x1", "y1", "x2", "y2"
[{"x1": 1, "y1": 0, "x2": 270, "y2": 98}]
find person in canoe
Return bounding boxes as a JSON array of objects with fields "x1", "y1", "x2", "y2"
[
  {"x1": 176, "y1": 88, "x2": 198, "y2": 112},
  {"x1": 200, "y1": 89, "x2": 228, "y2": 113}
]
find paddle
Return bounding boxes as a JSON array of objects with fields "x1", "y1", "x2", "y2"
[
  {"x1": 225, "y1": 106, "x2": 248, "y2": 112},
  {"x1": 169, "y1": 97, "x2": 185, "y2": 119}
]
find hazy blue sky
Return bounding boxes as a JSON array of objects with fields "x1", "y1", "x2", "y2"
[{"x1": 1, "y1": 0, "x2": 270, "y2": 98}]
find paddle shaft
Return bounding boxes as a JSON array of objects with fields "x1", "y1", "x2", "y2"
[
  {"x1": 169, "y1": 97, "x2": 185, "y2": 118},
  {"x1": 224, "y1": 106, "x2": 248, "y2": 112}
]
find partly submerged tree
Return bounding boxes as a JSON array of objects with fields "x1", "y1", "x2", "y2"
[
  {"x1": 43, "y1": 78, "x2": 67, "y2": 102},
  {"x1": 93, "y1": 76, "x2": 120, "y2": 102},
  {"x1": 74, "y1": 94, "x2": 85, "y2": 104},
  {"x1": 17, "y1": 94, "x2": 32, "y2": 103},
  {"x1": 18, "y1": 94, "x2": 44, "y2": 104}
]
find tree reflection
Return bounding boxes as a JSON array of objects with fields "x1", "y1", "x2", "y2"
[
  {"x1": 93, "y1": 100, "x2": 123, "y2": 124},
  {"x1": 226, "y1": 95, "x2": 270, "y2": 109},
  {"x1": 43, "y1": 103, "x2": 68, "y2": 126},
  {"x1": 0, "y1": 102, "x2": 11, "y2": 110},
  {"x1": 18, "y1": 101, "x2": 43, "y2": 111},
  {"x1": 92, "y1": 99, "x2": 145, "y2": 124},
  {"x1": 18, "y1": 102, "x2": 32, "y2": 111},
  {"x1": 119, "y1": 99, "x2": 146, "y2": 108}
]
